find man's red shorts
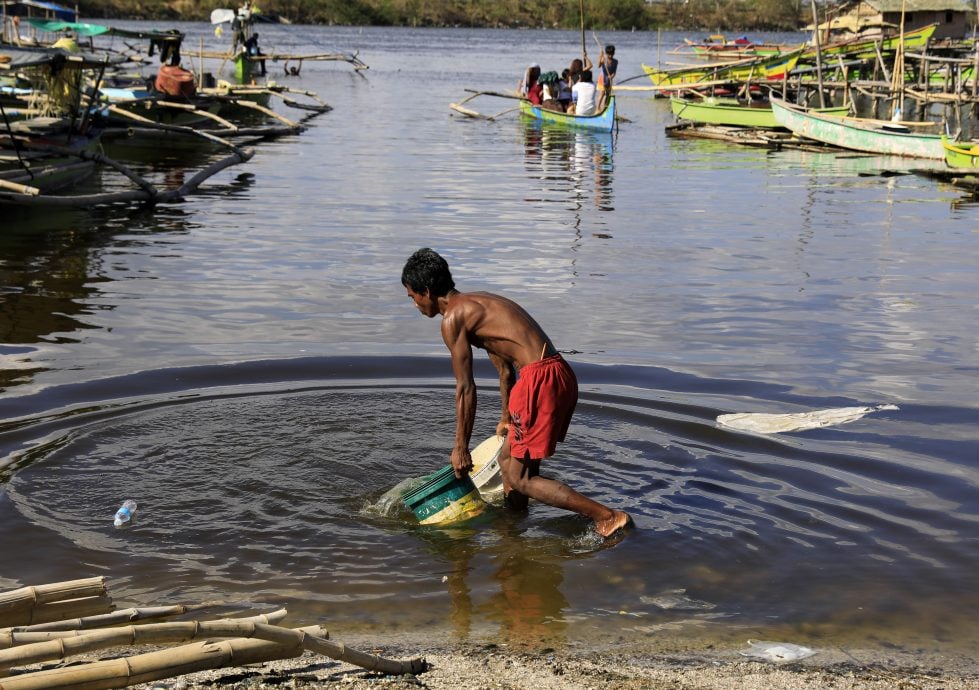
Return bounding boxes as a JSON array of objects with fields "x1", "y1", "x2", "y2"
[{"x1": 508, "y1": 353, "x2": 578, "y2": 460}]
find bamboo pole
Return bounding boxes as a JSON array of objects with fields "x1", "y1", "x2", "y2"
[
  {"x1": 5, "y1": 605, "x2": 213, "y2": 634},
  {"x1": 0, "y1": 580, "x2": 108, "y2": 622},
  {"x1": 891, "y1": 0, "x2": 908, "y2": 118},
  {"x1": 0, "y1": 178, "x2": 41, "y2": 196},
  {"x1": 809, "y1": 0, "x2": 826, "y2": 107},
  {"x1": 0, "y1": 609, "x2": 287, "y2": 649},
  {"x1": 0, "y1": 624, "x2": 425, "y2": 688},
  {"x1": 0, "y1": 626, "x2": 321, "y2": 690},
  {"x1": 0, "y1": 618, "x2": 304, "y2": 672},
  {"x1": 221, "y1": 98, "x2": 299, "y2": 128}
]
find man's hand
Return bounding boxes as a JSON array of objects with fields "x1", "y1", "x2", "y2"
[
  {"x1": 451, "y1": 447, "x2": 473, "y2": 479},
  {"x1": 495, "y1": 420, "x2": 509, "y2": 439}
]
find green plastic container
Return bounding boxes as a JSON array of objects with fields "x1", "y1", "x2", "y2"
[{"x1": 402, "y1": 465, "x2": 487, "y2": 525}]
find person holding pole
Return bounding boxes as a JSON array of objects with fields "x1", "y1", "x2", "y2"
[{"x1": 596, "y1": 44, "x2": 617, "y2": 112}]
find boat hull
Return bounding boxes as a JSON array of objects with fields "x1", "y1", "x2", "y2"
[
  {"x1": 942, "y1": 135, "x2": 979, "y2": 169},
  {"x1": 770, "y1": 98, "x2": 944, "y2": 159},
  {"x1": 670, "y1": 96, "x2": 849, "y2": 129},
  {"x1": 805, "y1": 23, "x2": 937, "y2": 60},
  {"x1": 519, "y1": 96, "x2": 615, "y2": 132},
  {"x1": 642, "y1": 48, "x2": 802, "y2": 95}
]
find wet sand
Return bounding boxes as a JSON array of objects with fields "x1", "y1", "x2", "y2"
[{"x1": 116, "y1": 636, "x2": 977, "y2": 690}]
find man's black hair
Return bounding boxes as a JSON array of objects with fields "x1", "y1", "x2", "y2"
[{"x1": 401, "y1": 248, "x2": 456, "y2": 297}]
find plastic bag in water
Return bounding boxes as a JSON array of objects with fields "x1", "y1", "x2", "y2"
[
  {"x1": 717, "y1": 404, "x2": 898, "y2": 434},
  {"x1": 740, "y1": 640, "x2": 816, "y2": 662}
]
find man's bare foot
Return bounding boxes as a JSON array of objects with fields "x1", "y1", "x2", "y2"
[{"x1": 595, "y1": 510, "x2": 633, "y2": 538}]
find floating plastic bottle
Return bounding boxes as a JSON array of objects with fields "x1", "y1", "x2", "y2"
[{"x1": 113, "y1": 499, "x2": 138, "y2": 528}]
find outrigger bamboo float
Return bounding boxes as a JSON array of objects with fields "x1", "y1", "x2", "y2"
[{"x1": 0, "y1": 577, "x2": 427, "y2": 688}]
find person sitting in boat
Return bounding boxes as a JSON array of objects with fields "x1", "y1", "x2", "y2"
[
  {"x1": 568, "y1": 53, "x2": 593, "y2": 87},
  {"x1": 519, "y1": 64, "x2": 542, "y2": 105},
  {"x1": 538, "y1": 71, "x2": 562, "y2": 112},
  {"x1": 557, "y1": 69, "x2": 573, "y2": 112},
  {"x1": 244, "y1": 32, "x2": 267, "y2": 76},
  {"x1": 571, "y1": 69, "x2": 597, "y2": 116}
]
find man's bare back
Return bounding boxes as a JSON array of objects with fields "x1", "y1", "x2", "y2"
[{"x1": 440, "y1": 292, "x2": 555, "y2": 370}]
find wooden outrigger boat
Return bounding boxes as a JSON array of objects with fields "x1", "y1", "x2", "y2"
[
  {"x1": 802, "y1": 23, "x2": 937, "y2": 60},
  {"x1": 208, "y1": 7, "x2": 367, "y2": 83},
  {"x1": 1, "y1": 122, "x2": 101, "y2": 195},
  {"x1": 684, "y1": 35, "x2": 790, "y2": 59},
  {"x1": 642, "y1": 48, "x2": 803, "y2": 96},
  {"x1": 941, "y1": 135, "x2": 979, "y2": 169},
  {"x1": 518, "y1": 95, "x2": 616, "y2": 133},
  {"x1": 770, "y1": 97, "x2": 945, "y2": 159},
  {"x1": 670, "y1": 95, "x2": 850, "y2": 129}
]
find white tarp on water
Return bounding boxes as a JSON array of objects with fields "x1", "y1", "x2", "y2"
[{"x1": 717, "y1": 404, "x2": 898, "y2": 434}]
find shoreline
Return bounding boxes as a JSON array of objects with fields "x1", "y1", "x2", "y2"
[
  {"x1": 121, "y1": 641, "x2": 978, "y2": 689},
  {"x1": 31, "y1": 629, "x2": 955, "y2": 689}
]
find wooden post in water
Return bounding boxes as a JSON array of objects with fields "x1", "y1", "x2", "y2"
[
  {"x1": 891, "y1": 0, "x2": 907, "y2": 119},
  {"x1": 808, "y1": 0, "x2": 826, "y2": 107}
]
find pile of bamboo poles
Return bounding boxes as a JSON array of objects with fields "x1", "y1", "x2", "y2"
[{"x1": 0, "y1": 577, "x2": 426, "y2": 689}]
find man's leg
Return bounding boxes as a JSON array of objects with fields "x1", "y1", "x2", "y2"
[{"x1": 500, "y1": 443, "x2": 631, "y2": 537}]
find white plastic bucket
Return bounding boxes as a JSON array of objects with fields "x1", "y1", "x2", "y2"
[{"x1": 470, "y1": 435, "x2": 504, "y2": 496}]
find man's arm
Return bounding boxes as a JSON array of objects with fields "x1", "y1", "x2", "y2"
[
  {"x1": 442, "y1": 312, "x2": 476, "y2": 478},
  {"x1": 488, "y1": 351, "x2": 516, "y2": 438}
]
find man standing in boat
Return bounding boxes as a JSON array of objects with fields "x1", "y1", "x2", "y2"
[{"x1": 401, "y1": 248, "x2": 632, "y2": 539}]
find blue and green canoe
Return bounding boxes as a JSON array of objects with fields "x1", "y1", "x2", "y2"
[{"x1": 519, "y1": 95, "x2": 616, "y2": 133}]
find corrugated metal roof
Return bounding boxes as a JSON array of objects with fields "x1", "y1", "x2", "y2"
[{"x1": 864, "y1": 0, "x2": 974, "y2": 12}]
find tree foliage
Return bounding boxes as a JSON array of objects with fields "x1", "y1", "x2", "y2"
[{"x1": 75, "y1": 0, "x2": 806, "y2": 31}]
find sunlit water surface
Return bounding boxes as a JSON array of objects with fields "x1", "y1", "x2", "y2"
[{"x1": 1, "y1": 25, "x2": 977, "y2": 663}]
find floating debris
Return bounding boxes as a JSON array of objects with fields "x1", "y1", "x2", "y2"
[
  {"x1": 717, "y1": 404, "x2": 898, "y2": 434},
  {"x1": 740, "y1": 639, "x2": 816, "y2": 662}
]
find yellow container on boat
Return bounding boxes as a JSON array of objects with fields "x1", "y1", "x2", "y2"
[{"x1": 402, "y1": 465, "x2": 486, "y2": 525}]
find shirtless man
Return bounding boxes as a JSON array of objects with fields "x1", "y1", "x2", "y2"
[{"x1": 401, "y1": 248, "x2": 632, "y2": 539}]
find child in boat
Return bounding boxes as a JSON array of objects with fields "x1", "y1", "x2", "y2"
[
  {"x1": 519, "y1": 64, "x2": 542, "y2": 105},
  {"x1": 539, "y1": 71, "x2": 562, "y2": 112},
  {"x1": 571, "y1": 69, "x2": 597, "y2": 116},
  {"x1": 596, "y1": 44, "x2": 617, "y2": 111},
  {"x1": 557, "y1": 69, "x2": 573, "y2": 111}
]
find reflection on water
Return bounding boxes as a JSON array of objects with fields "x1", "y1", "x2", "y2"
[
  {"x1": 522, "y1": 123, "x2": 615, "y2": 214},
  {"x1": 0, "y1": 358, "x2": 976, "y2": 659}
]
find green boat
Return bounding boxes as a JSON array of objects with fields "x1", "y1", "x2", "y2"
[
  {"x1": 803, "y1": 23, "x2": 937, "y2": 60},
  {"x1": 941, "y1": 135, "x2": 979, "y2": 169},
  {"x1": 642, "y1": 48, "x2": 803, "y2": 95},
  {"x1": 518, "y1": 96, "x2": 616, "y2": 133},
  {"x1": 670, "y1": 96, "x2": 850, "y2": 129},
  {"x1": 771, "y1": 97, "x2": 945, "y2": 159}
]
